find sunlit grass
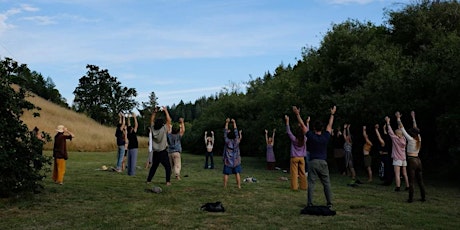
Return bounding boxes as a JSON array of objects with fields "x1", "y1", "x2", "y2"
[
  {"x1": 20, "y1": 91, "x2": 147, "y2": 152},
  {"x1": 1, "y1": 150, "x2": 459, "y2": 229}
]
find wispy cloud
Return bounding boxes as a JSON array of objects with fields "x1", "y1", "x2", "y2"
[
  {"x1": 20, "y1": 4, "x2": 39, "y2": 12},
  {"x1": 0, "y1": 8, "x2": 20, "y2": 33},
  {"x1": 0, "y1": 4, "x2": 41, "y2": 33},
  {"x1": 22, "y1": 15, "x2": 56, "y2": 25}
]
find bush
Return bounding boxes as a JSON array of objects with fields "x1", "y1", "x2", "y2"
[{"x1": 0, "y1": 58, "x2": 52, "y2": 198}]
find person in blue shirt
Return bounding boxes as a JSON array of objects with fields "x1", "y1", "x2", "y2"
[
  {"x1": 306, "y1": 106, "x2": 336, "y2": 209},
  {"x1": 167, "y1": 117, "x2": 185, "y2": 180}
]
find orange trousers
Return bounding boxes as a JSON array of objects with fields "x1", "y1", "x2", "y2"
[
  {"x1": 52, "y1": 158, "x2": 66, "y2": 184},
  {"x1": 290, "y1": 157, "x2": 307, "y2": 190}
]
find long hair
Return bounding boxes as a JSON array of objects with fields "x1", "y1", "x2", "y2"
[
  {"x1": 408, "y1": 128, "x2": 421, "y2": 150},
  {"x1": 171, "y1": 123, "x2": 180, "y2": 134},
  {"x1": 154, "y1": 118, "x2": 164, "y2": 130},
  {"x1": 295, "y1": 127, "x2": 305, "y2": 147},
  {"x1": 227, "y1": 130, "x2": 236, "y2": 139}
]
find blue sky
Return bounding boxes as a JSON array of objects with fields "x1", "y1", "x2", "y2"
[{"x1": 0, "y1": 0, "x2": 410, "y2": 107}]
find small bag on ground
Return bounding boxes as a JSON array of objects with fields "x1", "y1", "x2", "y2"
[
  {"x1": 201, "y1": 202, "x2": 225, "y2": 212},
  {"x1": 300, "y1": 206, "x2": 336, "y2": 216}
]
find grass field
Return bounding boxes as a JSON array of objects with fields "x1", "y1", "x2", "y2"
[{"x1": 1, "y1": 150, "x2": 459, "y2": 230}]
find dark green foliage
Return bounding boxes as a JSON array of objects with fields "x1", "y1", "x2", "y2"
[
  {"x1": 181, "y1": 1, "x2": 460, "y2": 175},
  {"x1": 73, "y1": 64, "x2": 138, "y2": 125},
  {"x1": 0, "y1": 58, "x2": 52, "y2": 198}
]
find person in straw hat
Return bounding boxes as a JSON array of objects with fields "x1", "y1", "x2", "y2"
[{"x1": 52, "y1": 125, "x2": 75, "y2": 185}]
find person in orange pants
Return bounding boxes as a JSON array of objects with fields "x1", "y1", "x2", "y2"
[
  {"x1": 52, "y1": 125, "x2": 75, "y2": 185},
  {"x1": 285, "y1": 106, "x2": 308, "y2": 191}
]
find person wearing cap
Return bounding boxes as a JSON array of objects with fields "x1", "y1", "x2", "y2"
[{"x1": 52, "y1": 125, "x2": 75, "y2": 185}]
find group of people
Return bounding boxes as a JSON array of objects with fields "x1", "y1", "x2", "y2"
[
  {"x1": 331, "y1": 111, "x2": 426, "y2": 203},
  {"x1": 49, "y1": 104, "x2": 425, "y2": 207},
  {"x1": 114, "y1": 112, "x2": 139, "y2": 176},
  {"x1": 265, "y1": 106, "x2": 425, "y2": 207},
  {"x1": 145, "y1": 106, "x2": 185, "y2": 186}
]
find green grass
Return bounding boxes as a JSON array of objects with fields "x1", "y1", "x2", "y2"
[{"x1": 1, "y1": 149, "x2": 459, "y2": 230}]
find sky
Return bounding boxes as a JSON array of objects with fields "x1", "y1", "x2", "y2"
[{"x1": 0, "y1": 0, "x2": 411, "y2": 107}]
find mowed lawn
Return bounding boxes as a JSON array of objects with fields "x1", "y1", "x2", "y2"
[{"x1": 1, "y1": 149, "x2": 459, "y2": 230}]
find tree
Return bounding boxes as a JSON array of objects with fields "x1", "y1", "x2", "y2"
[
  {"x1": 138, "y1": 91, "x2": 159, "y2": 135},
  {"x1": 0, "y1": 57, "x2": 51, "y2": 197},
  {"x1": 73, "y1": 64, "x2": 137, "y2": 125}
]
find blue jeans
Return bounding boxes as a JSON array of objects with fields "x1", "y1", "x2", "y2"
[
  {"x1": 205, "y1": 151, "x2": 214, "y2": 169},
  {"x1": 127, "y1": 148, "x2": 138, "y2": 176},
  {"x1": 116, "y1": 145, "x2": 125, "y2": 170}
]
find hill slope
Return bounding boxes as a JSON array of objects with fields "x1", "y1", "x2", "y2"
[{"x1": 20, "y1": 90, "x2": 148, "y2": 152}]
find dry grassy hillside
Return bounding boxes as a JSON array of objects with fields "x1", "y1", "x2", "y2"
[{"x1": 20, "y1": 90, "x2": 148, "y2": 152}]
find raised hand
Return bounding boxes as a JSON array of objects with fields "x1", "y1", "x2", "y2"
[
  {"x1": 292, "y1": 106, "x2": 300, "y2": 115},
  {"x1": 385, "y1": 116, "x2": 390, "y2": 123},
  {"x1": 331, "y1": 105, "x2": 337, "y2": 115}
]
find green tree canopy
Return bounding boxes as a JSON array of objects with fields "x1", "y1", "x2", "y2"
[
  {"x1": 73, "y1": 64, "x2": 137, "y2": 125},
  {"x1": 0, "y1": 57, "x2": 51, "y2": 197}
]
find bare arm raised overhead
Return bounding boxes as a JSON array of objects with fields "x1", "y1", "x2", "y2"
[
  {"x1": 326, "y1": 106, "x2": 337, "y2": 134},
  {"x1": 375, "y1": 124, "x2": 385, "y2": 147},
  {"x1": 265, "y1": 129, "x2": 269, "y2": 145},
  {"x1": 132, "y1": 112, "x2": 138, "y2": 133},
  {"x1": 363, "y1": 126, "x2": 372, "y2": 146},
  {"x1": 179, "y1": 118, "x2": 185, "y2": 136},
  {"x1": 293, "y1": 106, "x2": 307, "y2": 134},
  {"x1": 164, "y1": 106, "x2": 172, "y2": 133},
  {"x1": 411, "y1": 111, "x2": 418, "y2": 129}
]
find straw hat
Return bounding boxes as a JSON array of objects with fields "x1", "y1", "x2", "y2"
[{"x1": 56, "y1": 125, "x2": 65, "y2": 132}]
